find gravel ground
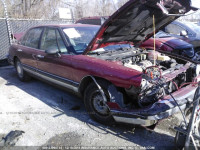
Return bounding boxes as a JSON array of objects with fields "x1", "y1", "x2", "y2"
[{"x1": 0, "y1": 66, "x2": 184, "y2": 149}]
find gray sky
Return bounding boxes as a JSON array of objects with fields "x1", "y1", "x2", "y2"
[{"x1": 191, "y1": 0, "x2": 200, "y2": 8}]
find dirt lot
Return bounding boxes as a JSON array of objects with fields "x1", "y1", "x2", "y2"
[{"x1": 0, "y1": 66, "x2": 183, "y2": 149}]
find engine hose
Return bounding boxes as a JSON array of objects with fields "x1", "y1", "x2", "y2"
[
  {"x1": 179, "y1": 82, "x2": 198, "y2": 89},
  {"x1": 172, "y1": 81, "x2": 179, "y2": 90}
]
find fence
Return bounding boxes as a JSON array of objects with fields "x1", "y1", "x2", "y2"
[
  {"x1": 0, "y1": 18, "x2": 73, "y2": 60},
  {"x1": 1, "y1": 17, "x2": 200, "y2": 60}
]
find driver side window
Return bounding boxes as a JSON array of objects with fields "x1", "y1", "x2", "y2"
[
  {"x1": 41, "y1": 28, "x2": 59, "y2": 51},
  {"x1": 40, "y1": 28, "x2": 68, "y2": 53}
]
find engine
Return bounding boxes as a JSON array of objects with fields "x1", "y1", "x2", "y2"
[
  {"x1": 122, "y1": 50, "x2": 171, "y2": 73},
  {"x1": 89, "y1": 47, "x2": 197, "y2": 108},
  {"x1": 122, "y1": 50, "x2": 198, "y2": 107}
]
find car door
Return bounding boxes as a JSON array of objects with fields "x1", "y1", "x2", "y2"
[
  {"x1": 35, "y1": 27, "x2": 79, "y2": 90},
  {"x1": 17, "y1": 27, "x2": 44, "y2": 69}
]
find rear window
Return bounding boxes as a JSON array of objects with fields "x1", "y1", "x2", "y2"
[{"x1": 21, "y1": 28, "x2": 43, "y2": 49}]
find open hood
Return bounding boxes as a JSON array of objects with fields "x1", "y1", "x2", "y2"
[{"x1": 84, "y1": 0, "x2": 194, "y2": 54}]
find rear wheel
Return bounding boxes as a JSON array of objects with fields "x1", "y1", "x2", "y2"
[
  {"x1": 84, "y1": 80, "x2": 114, "y2": 124},
  {"x1": 15, "y1": 58, "x2": 31, "y2": 81}
]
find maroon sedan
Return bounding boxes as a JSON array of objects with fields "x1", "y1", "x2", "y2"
[{"x1": 8, "y1": 0, "x2": 200, "y2": 126}]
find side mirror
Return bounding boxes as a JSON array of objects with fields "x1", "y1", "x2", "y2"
[
  {"x1": 45, "y1": 49, "x2": 59, "y2": 55},
  {"x1": 180, "y1": 30, "x2": 187, "y2": 37}
]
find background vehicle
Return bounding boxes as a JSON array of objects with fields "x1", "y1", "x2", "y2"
[
  {"x1": 162, "y1": 21, "x2": 200, "y2": 52},
  {"x1": 75, "y1": 16, "x2": 108, "y2": 25},
  {"x1": 8, "y1": 0, "x2": 199, "y2": 127},
  {"x1": 140, "y1": 31, "x2": 196, "y2": 59}
]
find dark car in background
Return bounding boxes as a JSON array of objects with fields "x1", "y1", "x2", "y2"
[
  {"x1": 162, "y1": 21, "x2": 200, "y2": 52},
  {"x1": 8, "y1": 0, "x2": 200, "y2": 127},
  {"x1": 75, "y1": 16, "x2": 108, "y2": 25},
  {"x1": 140, "y1": 31, "x2": 197, "y2": 60}
]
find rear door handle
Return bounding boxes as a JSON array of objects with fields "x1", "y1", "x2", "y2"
[
  {"x1": 17, "y1": 49, "x2": 23, "y2": 52},
  {"x1": 36, "y1": 55, "x2": 44, "y2": 59}
]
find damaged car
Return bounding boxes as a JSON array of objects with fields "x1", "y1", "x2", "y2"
[{"x1": 8, "y1": 0, "x2": 200, "y2": 127}]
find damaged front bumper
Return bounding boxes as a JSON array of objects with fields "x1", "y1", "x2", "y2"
[{"x1": 107, "y1": 84, "x2": 197, "y2": 126}]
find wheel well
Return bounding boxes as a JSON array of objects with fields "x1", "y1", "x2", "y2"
[{"x1": 78, "y1": 76, "x2": 112, "y2": 96}]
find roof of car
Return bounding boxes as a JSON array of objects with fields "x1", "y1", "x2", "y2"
[
  {"x1": 77, "y1": 16, "x2": 108, "y2": 20},
  {"x1": 33, "y1": 24, "x2": 100, "y2": 28}
]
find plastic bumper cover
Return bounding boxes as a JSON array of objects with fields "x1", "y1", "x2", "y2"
[{"x1": 109, "y1": 84, "x2": 197, "y2": 126}]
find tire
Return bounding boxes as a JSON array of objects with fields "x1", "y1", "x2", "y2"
[
  {"x1": 15, "y1": 58, "x2": 31, "y2": 82},
  {"x1": 84, "y1": 80, "x2": 114, "y2": 124}
]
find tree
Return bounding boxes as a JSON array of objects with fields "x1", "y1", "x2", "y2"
[
  {"x1": 0, "y1": 0, "x2": 63, "y2": 19},
  {"x1": 117, "y1": 0, "x2": 128, "y2": 8},
  {"x1": 1, "y1": 0, "x2": 117, "y2": 19}
]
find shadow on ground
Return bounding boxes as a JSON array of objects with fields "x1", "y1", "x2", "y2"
[
  {"x1": 0, "y1": 59, "x2": 10, "y2": 67},
  {"x1": 0, "y1": 67, "x2": 176, "y2": 149}
]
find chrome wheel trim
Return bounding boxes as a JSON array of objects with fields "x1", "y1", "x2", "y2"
[{"x1": 92, "y1": 90, "x2": 109, "y2": 115}]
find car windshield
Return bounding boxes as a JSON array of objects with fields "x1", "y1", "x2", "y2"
[
  {"x1": 185, "y1": 22, "x2": 200, "y2": 35},
  {"x1": 62, "y1": 26, "x2": 100, "y2": 54}
]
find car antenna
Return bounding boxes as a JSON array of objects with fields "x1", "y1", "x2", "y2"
[{"x1": 153, "y1": 15, "x2": 156, "y2": 66}]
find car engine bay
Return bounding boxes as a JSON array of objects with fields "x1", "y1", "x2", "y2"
[{"x1": 89, "y1": 46, "x2": 199, "y2": 108}]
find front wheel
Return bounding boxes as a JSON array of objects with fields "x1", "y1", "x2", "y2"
[
  {"x1": 84, "y1": 80, "x2": 114, "y2": 124},
  {"x1": 15, "y1": 58, "x2": 31, "y2": 82}
]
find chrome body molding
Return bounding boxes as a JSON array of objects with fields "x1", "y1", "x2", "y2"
[
  {"x1": 22, "y1": 64, "x2": 79, "y2": 93},
  {"x1": 113, "y1": 116, "x2": 156, "y2": 126}
]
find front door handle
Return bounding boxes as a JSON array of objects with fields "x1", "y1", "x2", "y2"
[{"x1": 36, "y1": 55, "x2": 44, "y2": 59}]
